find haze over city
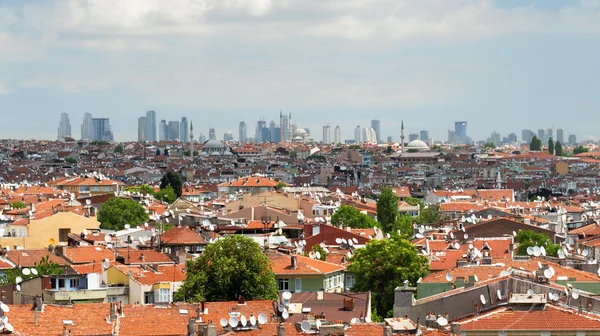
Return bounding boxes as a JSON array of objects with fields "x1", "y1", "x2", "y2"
[{"x1": 1, "y1": 0, "x2": 599, "y2": 141}]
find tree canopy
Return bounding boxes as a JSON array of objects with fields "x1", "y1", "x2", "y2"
[
  {"x1": 529, "y1": 136, "x2": 542, "y2": 151},
  {"x1": 1, "y1": 255, "x2": 63, "y2": 284},
  {"x1": 160, "y1": 171, "x2": 183, "y2": 198},
  {"x1": 348, "y1": 234, "x2": 429, "y2": 320},
  {"x1": 311, "y1": 245, "x2": 328, "y2": 261},
  {"x1": 555, "y1": 141, "x2": 564, "y2": 156},
  {"x1": 97, "y1": 197, "x2": 149, "y2": 230},
  {"x1": 376, "y1": 187, "x2": 399, "y2": 233},
  {"x1": 515, "y1": 230, "x2": 559, "y2": 257},
  {"x1": 548, "y1": 137, "x2": 554, "y2": 155},
  {"x1": 331, "y1": 205, "x2": 380, "y2": 229},
  {"x1": 174, "y1": 235, "x2": 278, "y2": 302},
  {"x1": 483, "y1": 142, "x2": 496, "y2": 149},
  {"x1": 573, "y1": 145, "x2": 589, "y2": 155},
  {"x1": 154, "y1": 185, "x2": 177, "y2": 204},
  {"x1": 10, "y1": 201, "x2": 26, "y2": 210}
]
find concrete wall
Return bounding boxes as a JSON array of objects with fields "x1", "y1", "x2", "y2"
[{"x1": 2, "y1": 212, "x2": 100, "y2": 249}]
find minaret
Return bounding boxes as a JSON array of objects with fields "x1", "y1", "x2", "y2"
[
  {"x1": 279, "y1": 111, "x2": 283, "y2": 143},
  {"x1": 401, "y1": 120, "x2": 405, "y2": 153},
  {"x1": 189, "y1": 121, "x2": 194, "y2": 163},
  {"x1": 288, "y1": 112, "x2": 292, "y2": 141}
]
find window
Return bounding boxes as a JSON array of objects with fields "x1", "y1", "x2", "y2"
[
  {"x1": 333, "y1": 275, "x2": 339, "y2": 287},
  {"x1": 70, "y1": 278, "x2": 80, "y2": 288},
  {"x1": 144, "y1": 291, "x2": 154, "y2": 304},
  {"x1": 107, "y1": 296, "x2": 117, "y2": 303},
  {"x1": 155, "y1": 288, "x2": 170, "y2": 303},
  {"x1": 58, "y1": 228, "x2": 71, "y2": 242},
  {"x1": 277, "y1": 279, "x2": 289, "y2": 291},
  {"x1": 58, "y1": 278, "x2": 66, "y2": 289},
  {"x1": 346, "y1": 275, "x2": 355, "y2": 290}
]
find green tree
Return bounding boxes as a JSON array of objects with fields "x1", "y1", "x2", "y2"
[
  {"x1": 10, "y1": 201, "x2": 26, "y2": 210},
  {"x1": 275, "y1": 182, "x2": 287, "y2": 190},
  {"x1": 160, "y1": 172, "x2": 182, "y2": 198},
  {"x1": 416, "y1": 205, "x2": 441, "y2": 225},
  {"x1": 392, "y1": 215, "x2": 413, "y2": 236},
  {"x1": 405, "y1": 197, "x2": 421, "y2": 207},
  {"x1": 348, "y1": 235, "x2": 429, "y2": 318},
  {"x1": 376, "y1": 187, "x2": 399, "y2": 233},
  {"x1": 174, "y1": 235, "x2": 277, "y2": 302},
  {"x1": 123, "y1": 184, "x2": 155, "y2": 196},
  {"x1": 163, "y1": 148, "x2": 170, "y2": 156},
  {"x1": 289, "y1": 151, "x2": 297, "y2": 159},
  {"x1": 154, "y1": 185, "x2": 177, "y2": 204},
  {"x1": 548, "y1": 137, "x2": 554, "y2": 155},
  {"x1": 1, "y1": 255, "x2": 63, "y2": 284},
  {"x1": 555, "y1": 141, "x2": 564, "y2": 156},
  {"x1": 311, "y1": 245, "x2": 327, "y2": 261},
  {"x1": 530, "y1": 136, "x2": 542, "y2": 151},
  {"x1": 98, "y1": 198, "x2": 149, "y2": 230},
  {"x1": 573, "y1": 145, "x2": 589, "y2": 155},
  {"x1": 65, "y1": 157, "x2": 77, "y2": 164},
  {"x1": 155, "y1": 148, "x2": 161, "y2": 156},
  {"x1": 483, "y1": 142, "x2": 496, "y2": 149},
  {"x1": 331, "y1": 205, "x2": 380, "y2": 229},
  {"x1": 114, "y1": 145, "x2": 124, "y2": 154},
  {"x1": 515, "y1": 230, "x2": 559, "y2": 257}
]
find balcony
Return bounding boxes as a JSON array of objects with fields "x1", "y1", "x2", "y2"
[
  {"x1": 45, "y1": 288, "x2": 107, "y2": 302},
  {"x1": 107, "y1": 285, "x2": 129, "y2": 296}
]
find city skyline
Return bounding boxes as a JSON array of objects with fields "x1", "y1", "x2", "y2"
[{"x1": 1, "y1": 1, "x2": 599, "y2": 141}]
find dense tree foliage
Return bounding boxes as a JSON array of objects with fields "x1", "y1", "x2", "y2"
[
  {"x1": 376, "y1": 187, "x2": 399, "y2": 233},
  {"x1": 174, "y1": 235, "x2": 277, "y2": 302},
  {"x1": 275, "y1": 182, "x2": 287, "y2": 190},
  {"x1": 529, "y1": 136, "x2": 542, "y2": 151},
  {"x1": 98, "y1": 198, "x2": 149, "y2": 230},
  {"x1": 348, "y1": 234, "x2": 429, "y2": 319},
  {"x1": 331, "y1": 205, "x2": 380, "y2": 229},
  {"x1": 515, "y1": 230, "x2": 559, "y2": 257},
  {"x1": 311, "y1": 245, "x2": 328, "y2": 261},
  {"x1": 573, "y1": 145, "x2": 589, "y2": 155},
  {"x1": 10, "y1": 201, "x2": 26, "y2": 210},
  {"x1": 1, "y1": 255, "x2": 63, "y2": 284},
  {"x1": 154, "y1": 186, "x2": 177, "y2": 204},
  {"x1": 555, "y1": 141, "x2": 564, "y2": 156},
  {"x1": 483, "y1": 142, "x2": 496, "y2": 149},
  {"x1": 160, "y1": 172, "x2": 182, "y2": 198},
  {"x1": 548, "y1": 138, "x2": 554, "y2": 155}
]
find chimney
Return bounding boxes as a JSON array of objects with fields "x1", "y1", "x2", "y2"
[
  {"x1": 450, "y1": 322, "x2": 461, "y2": 334},
  {"x1": 187, "y1": 318, "x2": 197, "y2": 336},
  {"x1": 109, "y1": 302, "x2": 118, "y2": 322},
  {"x1": 317, "y1": 291, "x2": 324, "y2": 300},
  {"x1": 291, "y1": 256, "x2": 297, "y2": 270},
  {"x1": 62, "y1": 327, "x2": 70, "y2": 336},
  {"x1": 140, "y1": 253, "x2": 145, "y2": 261},
  {"x1": 277, "y1": 323, "x2": 286, "y2": 336},
  {"x1": 205, "y1": 322, "x2": 217, "y2": 336},
  {"x1": 346, "y1": 226, "x2": 352, "y2": 232},
  {"x1": 383, "y1": 325, "x2": 393, "y2": 336},
  {"x1": 34, "y1": 295, "x2": 44, "y2": 312},
  {"x1": 34, "y1": 310, "x2": 38, "y2": 325}
]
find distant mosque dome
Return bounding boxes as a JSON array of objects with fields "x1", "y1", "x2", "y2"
[
  {"x1": 294, "y1": 128, "x2": 307, "y2": 137},
  {"x1": 406, "y1": 140, "x2": 430, "y2": 151}
]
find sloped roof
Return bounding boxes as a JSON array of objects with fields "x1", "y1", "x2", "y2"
[
  {"x1": 159, "y1": 226, "x2": 209, "y2": 245},
  {"x1": 6, "y1": 249, "x2": 69, "y2": 267},
  {"x1": 268, "y1": 252, "x2": 345, "y2": 275}
]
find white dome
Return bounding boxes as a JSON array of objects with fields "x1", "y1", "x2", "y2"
[
  {"x1": 204, "y1": 140, "x2": 224, "y2": 148},
  {"x1": 294, "y1": 129, "x2": 307, "y2": 137},
  {"x1": 406, "y1": 140, "x2": 430, "y2": 150}
]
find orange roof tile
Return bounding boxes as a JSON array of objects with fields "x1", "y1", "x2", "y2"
[
  {"x1": 61, "y1": 246, "x2": 116, "y2": 264},
  {"x1": 268, "y1": 252, "x2": 345, "y2": 275}
]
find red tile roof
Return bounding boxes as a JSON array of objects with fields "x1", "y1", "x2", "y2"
[
  {"x1": 268, "y1": 252, "x2": 345, "y2": 275},
  {"x1": 6, "y1": 249, "x2": 69, "y2": 267},
  {"x1": 60, "y1": 246, "x2": 115, "y2": 264},
  {"x1": 112, "y1": 264, "x2": 185, "y2": 286},
  {"x1": 159, "y1": 226, "x2": 209, "y2": 245},
  {"x1": 113, "y1": 248, "x2": 174, "y2": 264}
]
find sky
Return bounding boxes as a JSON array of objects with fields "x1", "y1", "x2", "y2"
[{"x1": 1, "y1": 0, "x2": 600, "y2": 142}]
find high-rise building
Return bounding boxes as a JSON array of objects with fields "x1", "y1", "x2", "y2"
[
  {"x1": 180, "y1": 117, "x2": 189, "y2": 143},
  {"x1": 145, "y1": 110, "x2": 157, "y2": 142},
  {"x1": 81, "y1": 112, "x2": 93, "y2": 140},
  {"x1": 568, "y1": 134, "x2": 577, "y2": 145},
  {"x1": 521, "y1": 129, "x2": 534, "y2": 144},
  {"x1": 91, "y1": 118, "x2": 113, "y2": 141},
  {"x1": 419, "y1": 130, "x2": 429, "y2": 142},
  {"x1": 322, "y1": 125, "x2": 331, "y2": 143},
  {"x1": 168, "y1": 121, "x2": 180, "y2": 140},
  {"x1": 158, "y1": 120, "x2": 167, "y2": 141},
  {"x1": 209, "y1": 127, "x2": 216, "y2": 140},
  {"x1": 137, "y1": 117, "x2": 146, "y2": 141},
  {"x1": 282, "y1": 113, "x2": 290, "y2": 142},
  {"x1": 57, "y1": 112, "x2": 71, "y2": 140},
  {"x1": 556, "y1": 128, "x2": 565, "y2": 144},
  {"x1": 362, "y1": 127, "x2": 376, "y2": 143},
  {"x1": 387, "y1": 136, "x2": 393, "y2": 143},
  {"x1": 488, "y1": 132, "x2": 501, "y2": 147},
  {"x1": 256, "y1": 119, "x2": 266, "y2": 142},
  {"x1": 199, "y1": 133, "x2": 206, "y2": 143},
  {"x1": 354, "y1": 125, "x2": 361, "y2": 143},
  {"x1": 370, "y1": 119, "x2": 381, "y2": 143},
  {"x1": 224, "y1": 131, "x2": 234, "y2": 142},
  {"x1": 507, "y1": 133, "x2": 517, "y2": 143},
  {"x1": 239, "y1": 121, "x2": 247, "y2": 142},
  {"x1": 454, "y1": 121, "x2": 468, "y2": 144},
  {"x1": 408, "y1": 133, "x2": 419, "y2": 142},
  {"x1": 334, "y1": 126, "x2": 341, "y2": 144}
]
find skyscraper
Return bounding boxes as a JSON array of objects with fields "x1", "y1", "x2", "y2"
[
  {"x1": 322, "y1": 125, "x2": 331, "y2": 143},
  {"x1": 507, "y1": 133, "x2": 518, "y2": 143},
  {"x1": 239, "y1": 121, "x2": 247, "y2": 142},
  {"x1": 57, "y1": 112, "x2": 71, "y2": 140},
  {"x1": 180, "y1": 117, "x2": 189, "y2": 143},
  {"x1": 255, "y1": 119, "x2": 266, "y2": 142},
  {"x1": 454, "y1": 121, "x2": 468, "y2": 144},
  {"x1": 138, "y1": 117, "x2": 146, "y2": 141},
  {"x1": 282, "y1": 113, "x2": 290, "y2": 142},
  {"x1": 419, "y1": 130, "x2": 429, "y2": 142},
  {"x1": 168, "y1": 121, "x2": 180, "y2": 140},
  {"x1": 145, "y1": 110, "x2": 157, "y2": 142},
  {"x1": 81, "y1": 112, "x2": 93, "y2": 140},
  {"x1": 334, "y1": 126, "x2": 341, "y2": 144},
  {"x1": 354, "y1": 125, "x2": 361, "y2": 143},
  {"x1": 224, "y1": 131, "x2": 234, "y2": 142},
  {"x1": 158, "y1": 120, "x2": 167, "y2": 141},
  {"x1": 568, "y1": 134, "x2": 577, "y2": 145},
  {"x1": 91, "y1": 118, "x2": 113, "y2": 141},
  {"x1": 521, "y1": 129, "x2": 534, "y2": 144},
  {"x1": 409, "y1": 133, "x2": 419, "y2": 142},
  {"x1": 209, "y1": 127, "x2": 216, "y2": 140},
  {"x1": 556, "y1": 128, "x2": 565, "y2": 144},
  {"x1": 371, "y1": 119, "x2": 381, "y2": 143}
]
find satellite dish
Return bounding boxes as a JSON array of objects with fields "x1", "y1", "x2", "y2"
[
  {"x1": 250, "y1": 315, "x2": 257, "y2": 326},
  {"x1": 540, "y1": 246, "x2": 546, "y2": 257},
  {"x1": 0, "y1": 303, "x2": 8, "y2": 312},
  {"x1": 335, "y1": 238, "x2": 342, "y2": 244},
  {"x1": 544, "y1": 269, "x2": 553, "y2": 279},
  {"x1": 5, "y1": 323, "x2": 13, "y2": 332},
  {"x1": 445, "y1": 273, "x2": 453, "y2": 282},
  {"x1": 450, "y1": 232, "x2": 454, "y2": 239},
  {"x1": 453, "y1": 242, "x2": 460, "y2": 249},
  {"x1": 102, "y1": 260, "x2": 111, "y2": 269},
  {"x1": 415, "y1": 233, "x2": 424, "y2": 239},
  {"x1": 22, "y1": 268, "x2": 31, "y2": 276},
  {"x1": 349, "y1": 240, "x2": 354, "y2": 246},
  {"x1": 558, "y1": 250, "x2": 566, "y2": 259},
  {"x1": 283, "y1": 299, "x2": 290, "y2": 307},
  {"x1": 258, "y1": 313, "x2": 268, "y2": 325},
  {"x1": 315, "y1": 251, "x2": 321, "y2": 259},
  {"x1": 572, "y1": 291, "x2": 580, "y2": 300},
  {"x1": 538, "y1": 261, "x2": 543, "y2": 269},
  {"x1": 104, "y1": 235, "x2": 112, "y2": 242},
  {"x1": 31, "y1": 268, "x2": 38, "y2": 276},
  {"x1": 282, "y1": 310, "x2": 289, "y2": 320},
  {"x1": 352, "y1": 238, "x2": 358, "y2": 244},
  {"x1": 15, "y1": 277, "x2": 22, "y2": 284},
  {"x1": 597, "y1": 268, "x2": 600, "y2": 277},
  {"x1": 487, "y1": 215, "x2": 492, "y2": 220},
  {"x1": 49, "y1": 238, "x2": 55, "y2": 245},
  {"x1": 316, "y1": 319, "x2": 322, "y2": 329},
  {"x1": 220, "y1": 318, "x2": 228, "y2": 327},
  {"x1": 480, "y1": 294, "x2": 486, "y2": 305},
  {"x1": 282, "y1": 291, "x2": 292, "y2": 300},
  {"x1": 533, "y1": 246, "x2": 541, "y2": 257},
  {"x1": 15, "y1": 284, "x2": 21, "y2": 292},
  {"x1": 301, "y1": 321, "x2": 312, "y2": 332},
  {"x1": 464, "y1": 234, "x2": 468, "y2": 239},
  {"x1": 240, "y1": 315, "x2": 247, "y2": 327},
  {"x1": 473, "y1": 275, "x2": 479, "y2": 282},
  {"x1": 124, "y1": 224, "x2": 131, "y2": 229},
  {"x1": 436, "y1": 316, "x2": 448, "y2": 326},
  {"x1": 229, "y1": 316, "x2": 238, "y2": 328},
  {"x1": 278, "y1": 305, "x2": 285, "y2": 312},
  {"x1": 527, "y1": 289, "x2": 534, "y2": 296},
  {"x1": 527, "y1": 246, "x2": 534, "y2": 256},
  {"x1": 497, "y1": 289, "x2": 502, "y2": 300},
  {"x1": 583, "y1": 250, "x2": 589, "y2": 257},
  {"x1": 512, "y1": 231, "x2": 517, "y2": 237},
  {"x1": 468, "y1": 243, "x2": 474, "y2": 249}
]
